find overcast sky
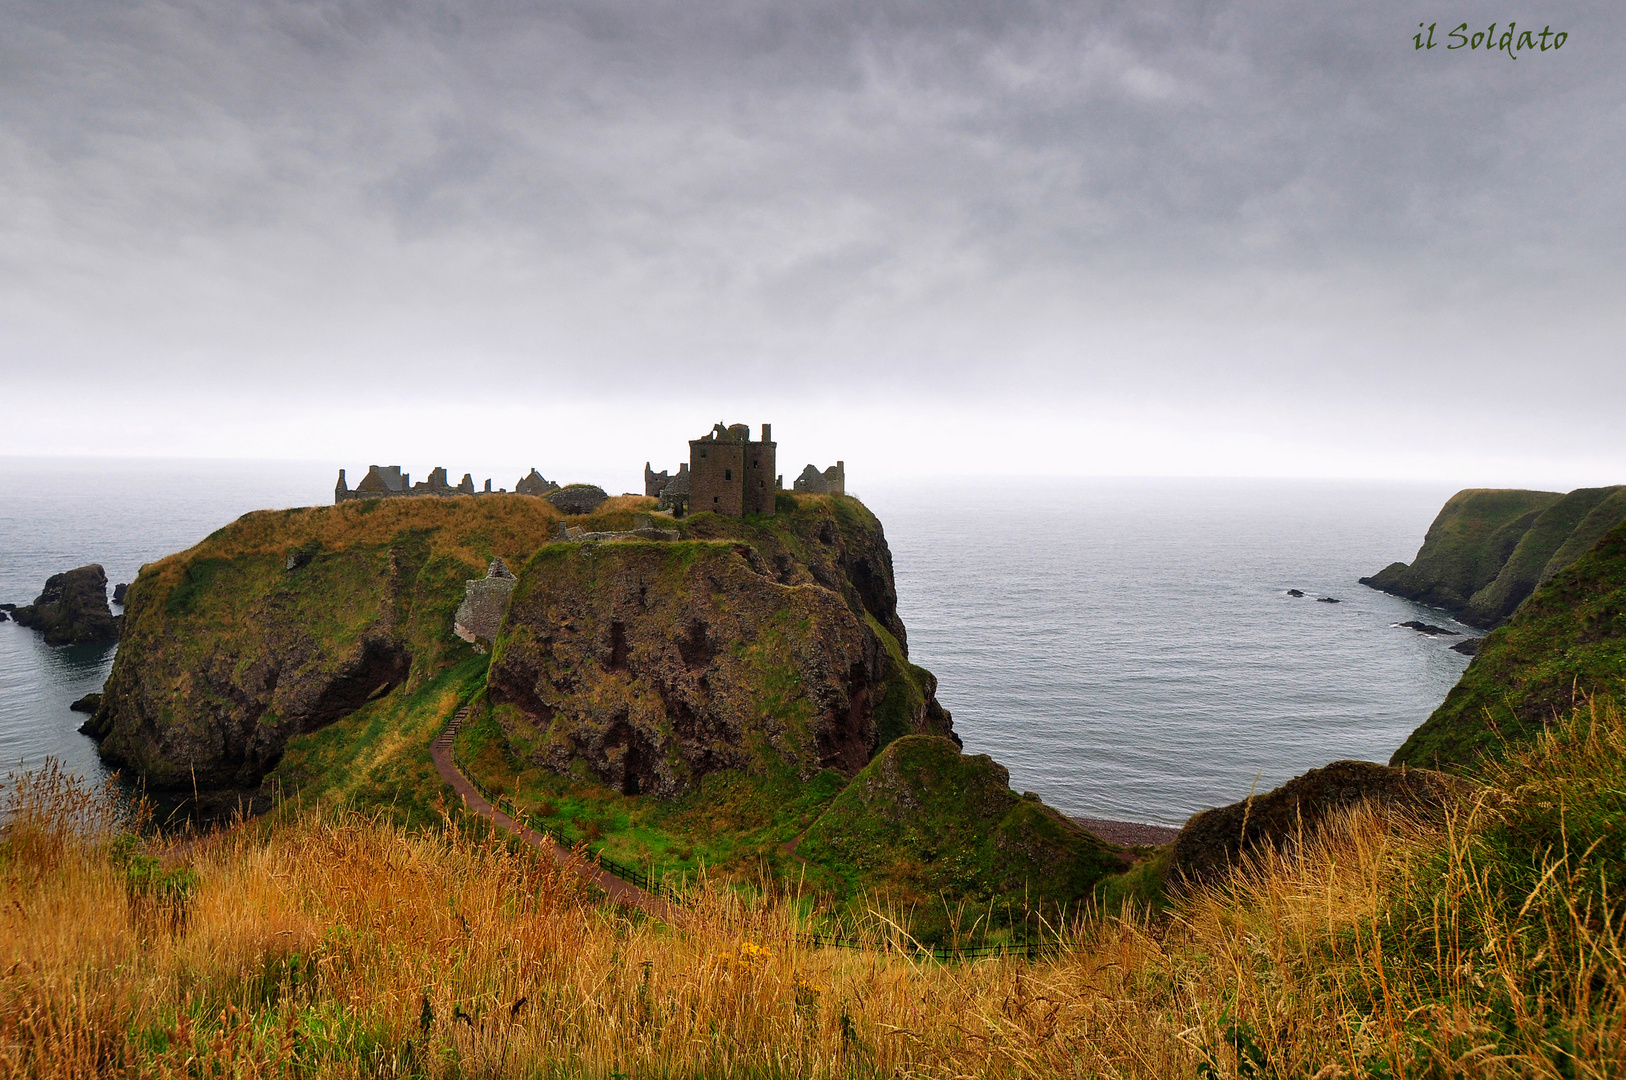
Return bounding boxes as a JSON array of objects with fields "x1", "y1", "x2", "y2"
[{"x1": 2, "y1": 0, "x2": 1622, "y2": 486}]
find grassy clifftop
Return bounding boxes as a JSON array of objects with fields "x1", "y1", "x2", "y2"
[
  {"x1": 92, "y1": 495, "x2": 570, "y2": 787},
  {"x1": 1392, "y1": 518, "x2": 1626, "y2": 770},
  {"x1": 1362, "y1": 486, "x2": 1626, "y2": 628}
]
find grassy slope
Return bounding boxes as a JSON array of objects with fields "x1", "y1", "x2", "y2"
[
  {"x1": 795, "y1": 736, "x2": 1120, "y2": 937},
  {"x1": 1544, "y1": 486, "x2": 1626, "y2": 581},
  {"x1": 129, "y1": 494, "x2": 569, "y2": 689},
  {"x1": 14, "y1": 699, "x2": 1626, "y2": 1077},
  {"x1": 1392, "y1": 518, "x2": 1626, "y2": 770},
  {"x1": 1361, "y1": 488, "x2": 1560, "y2": 612},
  {"x1": 268, "y1": 655, "x2": 490, "y2": 828},
  {"x1": 1461, "y1": 485, "x2": 1623, "y2": 626}
]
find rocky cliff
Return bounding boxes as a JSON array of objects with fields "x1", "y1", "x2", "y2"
[
  {"x1": 1391, "y1": 517, "x2": 1626, "y2": 771},
  {"x1": 1362, "y1": 486, "x2": 1626, "y2": 628},
  {"x1": 13, "y1": 564, "x2": 121, "y2": 645},
  {"x1": 90, "y1": 496, "x2": 564, "y2": 787},
  {"x1": 487, "y1": 493, "x2": 954, "y2": 798}
]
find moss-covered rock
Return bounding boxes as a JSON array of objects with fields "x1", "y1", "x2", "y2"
[
  {"x1": 487, "y1": 494, "x2": 954, "y2": 798},
  {"x1": 795, "y1": 735, "x2": 1119, "y2": 913},
  {"x1": 1168, "y1": 760, "x2": 1462, "y2": 888},
  {"x1": 1461, "y1": 486, "x2": 1626, "y2": 627},
  {"x1": 1392, "y1": 519, "x2": 1626, "y2": 771},
  {"x1": 93, "y1": 496, "x2": 564, "y2": 787},
  {"x1": 1360, "y1": 489, "x2": 1561, "y2": 619}
]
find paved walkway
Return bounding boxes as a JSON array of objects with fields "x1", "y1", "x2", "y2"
[{"x1": 430, "y1": 707, "x2": 677, "y2": 920}]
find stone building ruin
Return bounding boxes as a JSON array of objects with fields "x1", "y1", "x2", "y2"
[
  {"x1": 687, "y1": 422, "x2": 778, "y2": 517},
  {"x1": 792, "y1": 461, "x2": 846, "y2": 495},
  {"x1": 515, "y1": 470, "x2": 560, "y2": 496},
  {"x1": 454, "y1": 558, "x2": 517, "y2": 651},
  {"x1": 335, "y1": 464, "x2": 563, "y2": 504}
]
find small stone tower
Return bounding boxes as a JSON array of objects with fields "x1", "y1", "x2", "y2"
[{"x1": 688, "y1": 422, "x2": 777, "y2": 517}]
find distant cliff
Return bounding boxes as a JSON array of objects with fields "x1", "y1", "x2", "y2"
[
  {"x1": 1361, "y1": 486, "x2": 1626, "y2": 628},
  {"x1": 1391, "y1": 517, "x2": 1626, "y2": 771}
]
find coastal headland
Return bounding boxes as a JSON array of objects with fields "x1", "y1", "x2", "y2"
[
  {"x1": 8, "y1": 471, "x2": 1626, "y2": 1075},
  {"x1": 81, "y1": 426, "x2": 1121, "y2": 936}
]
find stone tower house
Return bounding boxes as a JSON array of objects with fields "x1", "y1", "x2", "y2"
[{"x1": 688, "y1": 422, "x2": 777, "y2": 517}]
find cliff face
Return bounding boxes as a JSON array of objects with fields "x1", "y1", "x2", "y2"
[
  {"x1": 92, "y1": 497, "x2": 563, "y2": 787},
  {"x1": 1361, "y1": 486, "x2": 1626, "y2": 628},
  {"x1": 1391, "y1": 518, "x2": 1626, "y2": 771},
  {"x1": 13, "y1": 564, "x2": 120, "y2": 645},
  {"x1": 487, "y1": 494, "x2": 954, "y2": 798}
]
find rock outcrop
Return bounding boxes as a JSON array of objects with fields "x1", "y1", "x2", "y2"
[
  {"x1": 546, "y1": 484, "x2": 609, "y2": 515},
  {"x1": 91, "y1": 496, "x2": 564, "y2": 787},
  {"x1": 488, "y1": 495, "x2": 954, "y2": 798},
  {"x1": 12, "y1": 564, "x2": 121, "y2": 645},
  {"x1": 1362, "y1": 486, "x2": 1626, "y2": 628},
  {"x1": 1168, "y1": 760, "x2": 1462, "y2": 888}
]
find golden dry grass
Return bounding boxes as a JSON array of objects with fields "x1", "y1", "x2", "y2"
[
  {"x1": 7, "y1": 702, "x2": 1626, "y2": 1077},
  {"x1": 132, "y1": 495, "x2": 566, "y2": 598}
]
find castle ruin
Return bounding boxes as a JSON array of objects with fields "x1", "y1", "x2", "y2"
[
  {"x1": 667, "y1": 422, "x2": 777, "y2": 517},
  {"x1": 792, "y1": 461, "x2": 845, "y2": 495},
  {"x1": 337, "y1": 423, "x2": 841, "y2": 520},
  {"x1": 335, "y1": 465, "x2": 560, "y2": 504}
]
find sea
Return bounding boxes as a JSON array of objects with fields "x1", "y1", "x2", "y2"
[{"x1": 0, "y1": 460, "x2": 1478, "y2": 827}]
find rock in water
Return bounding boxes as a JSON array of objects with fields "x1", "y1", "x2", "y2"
[
  {"x1": 1168, "y1": 760, "x2": 1462, "y2": 888},
  {"x1": 1398, "y1": 620, "x2": 1459, "y2": 636},
  {"x1": 1317, "y1": 596, "x2": 1341, "y2": 603},
  {"x1": 69, "y1": 692, "x2": 102, "y2": 713},
  {"x1": 112, "y1": 582, "x2": 128, "y2": 605},
  {"x1": 1449, "y1": 637, "x2": 1480, "y2": 656},
  {"x1": 1285, "y1": 589, "x2": 1304, "y2": 597},
  {"x1": 12, "y1": 564, "x2": 120, "y2": 645}
]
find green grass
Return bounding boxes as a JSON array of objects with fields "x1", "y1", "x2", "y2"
[
  {"x1": 1393, "y1": 519, "x2": 1626, "y2": 771},
  {"x1": 1361, "y1": 487, "x2": 1559, "y2": 612},
  {"x1": 268, "y1": 654, "x2": 491, "y2": 828},
  {"x1": 1462, "y1": 485, "x2": 1625, "y2": 627},
  {"x1": 453, "y1": 698, "x2": 850, "y2": 891}
]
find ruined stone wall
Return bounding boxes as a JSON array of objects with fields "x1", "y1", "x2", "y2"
[
  {"x1": 689, "y1": 434, "x2": 745, "y2": 517},
  {"x1": 744, "y1": 425, "x2": 776, "y2": 515}
]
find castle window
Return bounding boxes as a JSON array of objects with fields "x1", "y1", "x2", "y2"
[
  {"x1": 725, "y1": 469, "x2": 732, "y2": 481},
  {"x1": 714, "y1": 496, "x2": 720, "y2": 504}
]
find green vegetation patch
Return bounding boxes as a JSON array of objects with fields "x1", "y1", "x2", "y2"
[
  {"x1": 796, "y1": 735, "x2": 1120, "y2": 935},
  {"x1": 1362, "y1": 488, "x2": 1561, "y2": 614},
  {"x1": 269, "y1": 655, "x2": 490, "y2": 828},
  {"x1": 1393, "y1": 520, "x2": 1626, "y2": 771},
  {"x1": 453, "y1": 699, "x2": 850, "y2": 891}
]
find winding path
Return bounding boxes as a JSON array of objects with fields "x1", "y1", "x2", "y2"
[{"x1": 430, "y1": 707, "x2": 677, "y2": 921}]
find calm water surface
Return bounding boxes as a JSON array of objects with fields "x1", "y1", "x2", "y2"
[{"x1": 1, "y1": 462, "x2": 1473, "y2": 825}]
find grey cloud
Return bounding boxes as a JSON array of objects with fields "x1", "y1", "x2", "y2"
[{"x1": 0, "y1": 0, "x2": 1621, "y2": 421}]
